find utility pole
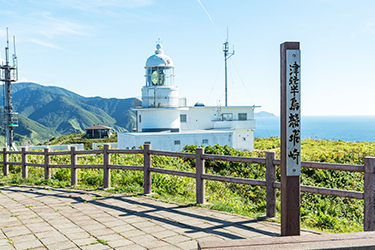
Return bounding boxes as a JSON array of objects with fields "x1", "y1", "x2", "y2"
[
  {"x1": 0, "y1": 28, "x2": 18, "y2": 150},
  {"x1": 223, "y1": 29, "x2": 234, "y2": 107}
]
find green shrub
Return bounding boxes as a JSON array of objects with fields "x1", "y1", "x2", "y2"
[{"x1": 1, "y1": 138, "x2": 374, "y2": 233}]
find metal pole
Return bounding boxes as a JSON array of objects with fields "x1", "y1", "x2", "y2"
[
  {"x1": 223, "y1": 33, "x2": 234, "y2": 107},
  {"x1": 1, "y1": 28, "x2": 17, "y2": 150},
  {"x1": 224, "y1": 41, "x2": 228, "y2": 107}
]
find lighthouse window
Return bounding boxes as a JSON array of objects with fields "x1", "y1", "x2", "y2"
[
  {"x1": 222, "y1": 113, "x2": 233, "y2": 121},
  {"x1": 146, "y1": 67, "x2": 174, "y2": 86},
  {"x1": 148, "y1": 88, "x2": 155, "y2": 107},
  {"x1": 238, "y1": 113, "x2": 247, "y2": 121},
  {"x1": 139, "y1": 115, "x2": 141, "y2": 123},
  {"x1": 180, "y1": 114, "x2": 187, "y2": 123},
  {"x1": 174, "y1": 140, "x2": 181, "y2": 145},
  {"x1": 202, "y1": 139, "x2": 209, "y2": 144}
]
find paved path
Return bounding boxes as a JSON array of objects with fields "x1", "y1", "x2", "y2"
[{"x1": 0, "y1": 185, "x2": 320, "y2": 250}]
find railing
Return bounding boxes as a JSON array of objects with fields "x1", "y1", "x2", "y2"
[{"x1": 2, "y1": 145, "x2": 375, "y2": 231}]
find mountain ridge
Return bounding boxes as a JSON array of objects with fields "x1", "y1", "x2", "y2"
[{"x1": 0, "y1": 82, "x2": 139, "y2": 145}]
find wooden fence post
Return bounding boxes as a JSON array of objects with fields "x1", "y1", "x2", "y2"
[
  {"x1": 143, "y1": 144, "x2": 152, "y2": 194},
  {"x1": 22, "y1": 148, "x2": 28, "y2": 178},
  {"x1": 103, "y1": 144, "x2": 111, "y2": 188},
  {"x1": 71, "y1": 146, "x2": 77, "y2": 186},
  {"x1": 44, "y1": 148, "x2": 50, "y2": 180},
  {"x1": 266, "y1": 151, "x2": 277, "y2": 217},
  {"x1": 196, "y1": 148, "x2": 205, "y2": 204},
  {"x1": 364, "y1": 157, "x2": 375, "y2": 231},
  {"x1": 3, "y1": 148, "x2": 8, "y2": 176}
]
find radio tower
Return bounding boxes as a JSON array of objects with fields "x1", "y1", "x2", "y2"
[
  {"x1": 0, "y1": 28, "x2": 18, "y2": 150},
  {"x1": 223, "y1": 28, "x2": 234, "y2": 107}
]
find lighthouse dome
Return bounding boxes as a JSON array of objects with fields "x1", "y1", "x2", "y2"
[{"x1": 145, "y1": 44, "x2": 174, "y2": 68}]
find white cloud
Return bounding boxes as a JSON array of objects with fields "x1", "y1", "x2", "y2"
[
  {"x1": 0, "y1": 10, "x2": 93, "y2": 52},
  {"x1": 38, "y1": 30, "x2": 54, "y2": 39},
  {"x1": 35, "y1": 13, "x2": 91, "y2": 38},
  {"x1": 50, "y1": 0, "x2": 154, "y2": 10},
  {"x1": 366, "y1": 22, "x2": 375, "y2": 31},
  {"x1": 27, "y1": 38, "x2": 62, "y2": 49},
  {"x1": 13, "y1": 12, "x2": 93, "y2": 50}
]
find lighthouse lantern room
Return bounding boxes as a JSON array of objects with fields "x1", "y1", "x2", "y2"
[{"x1": 142, "y1": 43, "x2": 178, "y2": 108}]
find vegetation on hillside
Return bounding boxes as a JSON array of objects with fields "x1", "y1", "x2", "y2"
[
  {"x1": 0, "y1": 82, "x2": 139, "y2": 146},
  {"x1": 45, "y1": 132, "x2": 118, "y2": 150},
  {"x1": 1, "y1": 137, "x2": 374, "y2": 233},
  {"x1": 0, "y1": 107, "x2": 60, "y2": 146}
]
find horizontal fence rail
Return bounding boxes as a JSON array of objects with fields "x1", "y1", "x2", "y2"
[
  {"x1": 109, "y1": 165, "x2": 144, "y2": 171},
  {"x1": 1, "y1": 145, "x2": 375, "y2": 231},
  {"x1": 272, "y1": 182, "x2": 364, "y2": 199},
  {"x1": 201, "y1": 154, "x2": 266, "y2": 165},
  {"x1": 273, "y1": 159, "x2": 364, "y2": 172}
]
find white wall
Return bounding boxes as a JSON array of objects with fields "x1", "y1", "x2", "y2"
[
  {"x1": 126, "y1": 105, "x2": 257, "y2": 151},
  {"x1": 181, "y1": 106, "x2": 256, "y2": 131},
  {"x1": 233, "y1": 129, "x2": 255, "y2": 151},
  {"x1": 141, "y1": 86, "x2": 179, "y2": 108},
  {"x1": 18, "y1": 144, "x2": 84, "y2": 151},
  {"x1": 212, "y1": 120, "x2": 256, "y2": 130},
  {"x1": 118, "y1": 131, "x2": 234, "y2": 151},
  {"x1": 138, "y1": 109, "x2": 180, "y2": 131},
  {"x1": 180, "y1": 107, "x2": 215, "y2": 130}
]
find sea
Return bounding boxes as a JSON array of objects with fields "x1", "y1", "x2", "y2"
[{"x1": 254, "y1": 115, "x2": 375, "y2": 142}]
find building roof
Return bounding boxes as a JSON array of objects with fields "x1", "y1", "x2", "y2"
[
  {"x1": 84, "y1": 124, "x2": 111, "y2": 130},
  {"x1": 145, "y1": 44, "x2": 174, "y2": 68}
]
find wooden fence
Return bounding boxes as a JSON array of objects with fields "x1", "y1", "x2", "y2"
[{"x1": 2, "y1": 144, "x2": 375, "y2": 231}]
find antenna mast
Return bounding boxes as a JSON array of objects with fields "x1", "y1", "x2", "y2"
[
  {"x1": 0, "y1": 28, "x2": 18, "y2": 150},
  {"x1": 223, "y1": 28, "x2": 234, "y2": 107}
]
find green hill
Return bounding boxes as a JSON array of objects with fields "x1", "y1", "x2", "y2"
[
  {"x1": 0, "y1": 82, "x2": 139, "y2": 146},
  {"x1": 0, "y1": 107, "x2": 60, "y2": 145}
]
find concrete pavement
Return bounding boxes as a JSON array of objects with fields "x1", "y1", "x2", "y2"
[{"x1": 0, "y1": 185, "x2": 320, "y2": 250}]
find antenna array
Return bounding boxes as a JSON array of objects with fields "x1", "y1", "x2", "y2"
[
  {"x1": 223, "y1": 28, "x2": 234, "y2": 107},
  {"x1": 0, "y1": 28, "x2": 18, "y2": 150}
]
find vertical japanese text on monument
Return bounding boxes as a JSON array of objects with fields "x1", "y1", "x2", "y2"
[{"x1": 286, "y1": 50, "x2": 301, "y2": 176}]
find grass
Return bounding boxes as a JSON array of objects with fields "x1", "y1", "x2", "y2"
[
  {"x1": 0, "y1": 138, "x2": 374, "y2": 233},
  {"x1": 97, "y1": 239, "x2": 108, "y2": 245}
]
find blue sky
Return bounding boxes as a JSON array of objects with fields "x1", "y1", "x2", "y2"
[{"x1": 0, "y1": 0, "x2": 374, "y2": 116}]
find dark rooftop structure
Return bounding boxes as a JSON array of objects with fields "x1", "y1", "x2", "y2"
[{"x1": 84, "y1": 124, "x2": 112, "y2": 138}]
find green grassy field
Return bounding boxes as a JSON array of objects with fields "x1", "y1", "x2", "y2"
[{"x1": 1, "y1": 137, "x2": 374, "y2": 233}]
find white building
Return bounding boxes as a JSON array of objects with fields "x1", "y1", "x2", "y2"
[{"x1": 118, "y1": 44, "x2": 259, "y2": 151}]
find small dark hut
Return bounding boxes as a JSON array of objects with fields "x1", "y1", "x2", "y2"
[{"x1": 84, "y1": 124, "x2": 112, "y2": 138}]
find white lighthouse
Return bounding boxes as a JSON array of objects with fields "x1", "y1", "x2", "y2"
[
  {"x1": 118, "y1": 43, "x2": 259, "y2": 151},
  {"x1": 137, "y1": 43, "x2": 185, "y2": 133}
]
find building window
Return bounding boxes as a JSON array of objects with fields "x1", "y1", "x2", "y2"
[
  {"x1": 139, "y1": 115, "x2": 141, "y2": 123},
  {"x1": 238, "y1": 113, "x2": 247, "y2": 121},
  {"x1": 148, "y1": 88, "x2": 155, "y2": 107},
  {"x1": 174, "y1": 140, "x2": 181, "y2": 145},
  {"x1": 222, "y1": 113, "x2": 233, "y2": 121},
  {"x1": 202, "y1": 139, "x2": 209, "y2": 144},
  {"x1": 180, "y1": 114, "x2": 187, "y2": 123}
]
